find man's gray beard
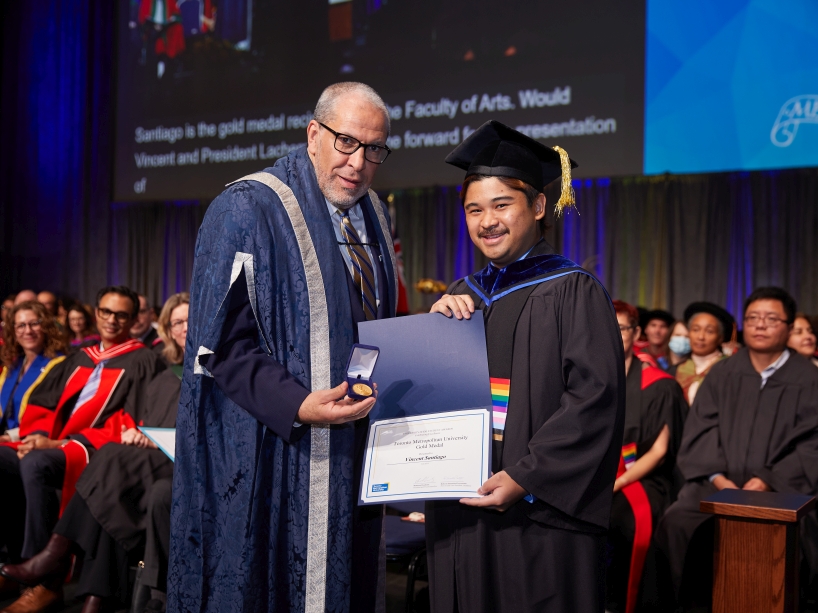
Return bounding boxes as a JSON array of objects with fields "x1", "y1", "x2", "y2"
[{"x1": 314, "y1": 163, "x2": 369, "y2": 209}]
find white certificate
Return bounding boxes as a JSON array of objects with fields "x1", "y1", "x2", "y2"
[
  {"x1": 139, "y1": 427, "x2": 176, "y2": 462},
  {"x1": 360, "y1": 408, "x2": 491, "y2": 504}
]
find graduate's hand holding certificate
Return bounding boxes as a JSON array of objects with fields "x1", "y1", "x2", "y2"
[
  {"x1": 429, "y1": 293, "x2": 476, "y2": 321},
  {"x1": 460, "y1": 470, "x2": 528, "y2": 512}
]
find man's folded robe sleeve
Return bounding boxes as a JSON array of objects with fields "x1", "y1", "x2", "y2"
[{"x1": 199, "y1": 273, "x2": 310, "y2": 443}]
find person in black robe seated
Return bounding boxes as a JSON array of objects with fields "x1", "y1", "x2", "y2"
[
  {"x1": 427, "y1": 121, "x2": 625, "y2": 613},
  {"x1": 606, "y1": 301, "x2": 687, "y2": 613},
  {"x1": 653, "y1": 287, "x2": 818, "y2": 612},
  {"x1": 132, "y1": 294, "x2": 164, "y2": 358},
  {"x1": 0, "y1": 293, "x2": 188, "y2": 613}
]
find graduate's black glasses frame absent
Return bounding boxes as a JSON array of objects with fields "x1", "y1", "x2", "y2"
[{"x1": 318, "y1": 122, "x2": 391, "y2": 164}]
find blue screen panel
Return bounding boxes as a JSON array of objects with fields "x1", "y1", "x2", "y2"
[{"x1": 645, "y1": 0, "x2": 818, "y2": 174}]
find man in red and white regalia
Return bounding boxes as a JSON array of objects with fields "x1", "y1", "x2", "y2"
[{"x1": 0, "y1": 286, "x2": 164, "y2": 610}]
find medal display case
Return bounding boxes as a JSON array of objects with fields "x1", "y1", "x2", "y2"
[{"x1": 346, "y1": 344, "x2": 380, "y2": 400}]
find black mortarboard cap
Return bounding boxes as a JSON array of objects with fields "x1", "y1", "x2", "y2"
[
  {"x1": 445, "y1": 120, "x2": 579, "y2": 214},
  {"x1": 683, "y1": 302, "x2": 736, "y2": 342}
]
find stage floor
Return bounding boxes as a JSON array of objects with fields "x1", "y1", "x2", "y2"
[{"x1": 0, "y1": 565, "x2": 429, "y2": 613}]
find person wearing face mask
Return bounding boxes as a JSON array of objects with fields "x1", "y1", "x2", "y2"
[
  {"x1": 667, "y1": 321, "x2": 691, "y2": 370},
  {"x1": 654, "y1": 287, "x2": 818, "y2": 612},
  {"x1": 674, "y1": 302, "x2": 734, "y2": 406},
  {"x1": 788, "y1": 312, "x2": 818, "y2": 367}
]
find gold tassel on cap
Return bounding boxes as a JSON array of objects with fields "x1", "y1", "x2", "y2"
[{"x1": 552, "y1": 145, "x2": 576, "y2": 216}]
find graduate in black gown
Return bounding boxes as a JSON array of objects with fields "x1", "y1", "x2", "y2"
[
  {"x1": 427, "y1": 121, "x2": 625, "y2": 613},
  {"x1": 0, "y1": 293, "x2": 189, "y2": 613},
  {"x1": 606, "y1": 301, "x2": 687, "y2": 613},
  {"x1": 654, "y1": 287, "x2": 818, "y2": 611}
]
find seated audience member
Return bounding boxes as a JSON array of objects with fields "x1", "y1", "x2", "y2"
[
  {"x1": 674, "y1": 302, "x2": 734, "y2": 405},
  {"x1": 55, "y1": 299, "x2": 69, "y2": 330},
  {"x1": 12, "y1": 292, "x2": 37, "y2": 306},
  {"x1": 789, "y1": 313, "x2": 817, "y2": 367},
  {"x1": 637, "y1": 309, "x2": 675, "y2": 371},
  {"x1": 0, "y1": 293, "x2": 188, "y2": 613},
  {"x1": 0, "y1": 286, "x2": 164, "y2": 611},
  {"x1": 132, "y1": 292, "x2": 188, "y2": 613},
  {"x1": 668, "y1": 320, "x2": 690, "y2": 368},
  {"x1": 35, "y1": 293, "x2": 57, "y2": 318},
  {"x1": 1, "y1": 295, "x2": 15, "y2": 322},
  {"x1": 0, "y1": 303, "x2": 67, "y2": 445},
  {"x1": 0, "y1": 303, "x2": 66, "y2": 572},
  {"x1": 132, "y1": 294, "x2": 164, "y2": 357},
  {"x1": 606, "y1": 301, "x2": 687, "y2": 613},
  {"x1": 66, "y1": 304, "x2": 100, "y2": 352},
  {"x1": 653, "y1": 287, "x2": 818, "y2": 612}
]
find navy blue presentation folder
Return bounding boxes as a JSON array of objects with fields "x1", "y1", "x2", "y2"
[{"x1": 357, "y1": 311, "x2": 492, "y2": 421}]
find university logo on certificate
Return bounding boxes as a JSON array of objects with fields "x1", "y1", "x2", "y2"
[{"x1": 357, "y1": 312, "x2": 493, "y2": 504}]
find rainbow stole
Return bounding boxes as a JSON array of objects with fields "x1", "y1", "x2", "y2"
[
  {"x1": 622, "y1": 442, "x2": 637, "y2": 470},
  {"x1": 490, "y1": 377, "x2": 510, "y2": 441}
]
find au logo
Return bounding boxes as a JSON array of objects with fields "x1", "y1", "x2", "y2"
[{"x1": 771, "y1": 95, "x2": 818, "y2": 147}]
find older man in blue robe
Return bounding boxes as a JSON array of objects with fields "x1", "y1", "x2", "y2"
[{"x1": 168, "y1": 82, "x2": 398, "y2": 613}]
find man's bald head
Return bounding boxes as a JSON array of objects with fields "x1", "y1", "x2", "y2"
[
  {"x1": 313, "y1": 82, "x2": 390, "y2": 135},
  {"x1": 14, "y1": 290, "x2": 37, "y2": 305}
]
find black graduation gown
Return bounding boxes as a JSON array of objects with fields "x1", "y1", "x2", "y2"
[
  {"x1": 426, "y1": 243, "x2": 625, "y2": 613},
  {"x1": 654, "y1": 349, "x2": 818, "y2": 601},
  {"x1": 606, "y1": 360, "x2": 686, "y2": 613},
  {"x1": 74, "y1": 366, "x2": 181, "y2": 552}
]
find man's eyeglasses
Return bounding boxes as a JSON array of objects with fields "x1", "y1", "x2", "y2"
[
  {"x1": 170, "y1": 319, "x2": 188, "y2": 331},
  {"x1": 318, "y1": 123, "x2": 391, "y2": 164},
  {"x1": 97, "y1": 307, "x2": 133, "y2": 323},
  {"x1": 14, "y1": 321, "x2": 42, "y2": 333},
  {"x1": 619, "y1": 325, "x2": 636, "y2": 333},
  {"x1": 744, "y1": 314, "x2": 788, "y2": 328}
]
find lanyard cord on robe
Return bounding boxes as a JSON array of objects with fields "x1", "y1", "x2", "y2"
[{"x1": 338, "y1": 209, "x2": 377, "y2": 320}]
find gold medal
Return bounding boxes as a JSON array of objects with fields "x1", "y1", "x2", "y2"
[{"x1": 352, "y1": 383, "x2": 373, "y2": 397}]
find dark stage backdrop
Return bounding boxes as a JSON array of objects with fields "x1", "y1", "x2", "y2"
[
  {"x1": 103, "y1": 167, "x2": 818, "y2": 320},
  {"x1": 1, "y1": 1, "x2": 817, "y2": 322}
]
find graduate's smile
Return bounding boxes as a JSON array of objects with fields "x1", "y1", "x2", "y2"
[{"x1": 479, "y1": 229, "x2": 508, "y2": 246}]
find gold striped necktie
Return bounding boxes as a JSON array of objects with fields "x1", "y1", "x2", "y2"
[{"x1": 339, "y1": 209, "x2": 377, "y2": 320}]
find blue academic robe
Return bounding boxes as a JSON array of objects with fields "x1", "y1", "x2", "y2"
[
  {"x1": 168, "y1": 146, "x2": 398, "y2": 613},
  {"x1": 0, "y1": 354, "x2": 63, "y2": 431}
]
